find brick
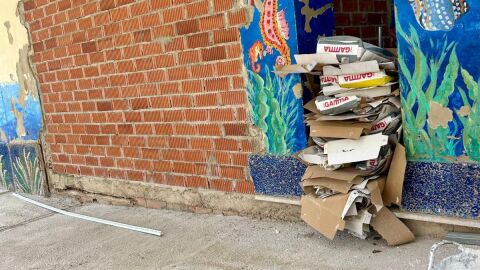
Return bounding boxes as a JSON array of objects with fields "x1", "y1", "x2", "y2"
[
  {"x1": 24, "y1": 1, "x2": 36, "y2": 11},
  {"x1": 167, "y1": 67, "x2": 189, "y2": 81},
  {"x1": 163, "y1": 6, "x2": 184, "y2": 23},
  {"x1": 171, "y1": 92, "x2": 193, "y2": 106},
  {"x1": 217, "y1": 60, "x2": 242, "y2": 76},
  {"x1": 201, "y1": 46, "x2": 227, "y2": 62},
  {"x1": 220, "y1": 91, "x2": 246, "y2": 105},
  {"x1": 100, "y1": 0, "x2": 115, "y2": 11},
  {"x1": 213, "y1": 28, "x2": 239, "y2": 44},
  {"x1": 150, "y1": 0, "x2": 171, "y2": 9},
  {"x1": 224, "y1": 123, "x2": 248, "y2": 136},
  {"x1": 153, "y1": 161, "x2": 172, "y2": 172},
  {"x1": 199, "y1": 14, "x2": 224, "y2": 31},
  {"x1": 195, "y1": 93, "x2": 218, "y2": 107},
  {"x1": 154, "y1": 54, "x2": 175, "y2": 68},
  {"x1": 205, "y1": 78, "x2": 229, "y2": 91},
  {"x1": 127, "y1": 170, "x2": 146, "y2": 181},
  {"x1": 220, "y1": 166, "x2": 245, "y2": 180},
  {"x1": 227, "y1": 8, "x2": 250, "y2": 26},
  {"x1": 191, "y1": 138, "x2": 213, "y2": 150},
  {"x1": 186, "y1": 0, "x2": 209, "y2": 17},
  {"x1": 214, "y1": 0, "x2": 234, "y2": 12},
  {"x1": 176, "y1": 19, "x2": 199, "y2": 35},
  {"x1": 165, "y1": 36, "x2": 185, "y2": 52},
  {"x1": 133, "y1": 29, "x2": 152, "y2": 42},
  {"x1": 178, "y1": 50, "x2": 200, "y2": 65},
  {"x1": 235, "y1": 181, "x2": 255, "y2": 194},
  {"x1": 165, "y1": 174, "x2": 185, "y2": 187},
  {"x1": 111, "y1": 7, "x2": 130, "y2": 22},
  {"x1": 173, "y1": 162, "x2": 194, "y2": 174},
  {"x1": 186, "y1": 33, "x2": 209, "y2": 48},
  {"x1": 141, "y1": 13, "x2": 161, "y2": 28},
  {"x1": 185, "y1": 176, "x2": 208, "y2": 189}
]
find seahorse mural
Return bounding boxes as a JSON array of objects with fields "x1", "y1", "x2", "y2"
[
  {"x1": 249, "y1": 41, "x2": 264, "y2": 73},
  {"x1": 259, "y1": 0, "x2": 291, "y2": 68}
]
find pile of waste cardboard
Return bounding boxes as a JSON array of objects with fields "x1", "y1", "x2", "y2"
[{"x1": 278, "y1": 36, "x2": 415, "y2": 246}]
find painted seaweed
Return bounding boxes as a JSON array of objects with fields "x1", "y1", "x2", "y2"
[
  {"x1": 13, "y1": 148, "x2": 43, "y2": 194},
  {"x1": 0, "y1": 154, "x2": 8, "y2": 188},
  {"x1": 247, "y1": 67, "x2": 302, "y2": 155},
  {"x1": 396, "y1": 12, "x2": 480, "y2": 162},
  {"x1": 459, "y1": 69, "x2": 480, "y2": 161}
]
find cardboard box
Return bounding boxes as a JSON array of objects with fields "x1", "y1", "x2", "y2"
[{"x1": 338, "y1": 71, "x2": 393, "y2": 88}]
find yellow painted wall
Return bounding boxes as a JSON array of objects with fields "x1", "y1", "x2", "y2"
[{"x1": 0, "y1": 0, "x2": 29, "y2": 84}]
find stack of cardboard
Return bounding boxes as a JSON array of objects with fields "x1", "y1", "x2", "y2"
[{"x1": 278, "y1": 36, "x2": 415, "y2": 246}]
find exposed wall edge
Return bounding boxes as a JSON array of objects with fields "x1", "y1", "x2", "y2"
[{"x1": 49, "y1": 171, "x2": 301, "y2": 221}]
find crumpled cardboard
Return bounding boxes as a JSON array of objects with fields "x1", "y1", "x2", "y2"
[{"x1": 299, "y1": 142, "x2": 414, "y2": 245}]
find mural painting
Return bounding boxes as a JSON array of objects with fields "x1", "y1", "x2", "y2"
[
  {"x1": 241, "y1": 0, "x2": 334, "y2": 196},
  {"x1": 0, "y1": 1, "x2": 45, "y2": 194},
  {"x1": 396, "y1": 0, "x2": 480, "y2": 217},
  {"x1": 395, "y1": 0, "x2": 479, "y2": 162}
]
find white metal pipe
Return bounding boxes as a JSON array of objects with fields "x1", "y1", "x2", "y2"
[{"x1": 12, "y1": 193, "x2": 162, "y2": 236}]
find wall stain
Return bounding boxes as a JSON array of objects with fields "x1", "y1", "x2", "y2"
[
  {"x1": 298, "y1": 0, "x2": 332, "y2": 33},
  {"x1": 3, "y1": 21, "x2": 14, "y2": 44}
]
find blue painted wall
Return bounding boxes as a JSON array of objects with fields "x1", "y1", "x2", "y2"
[
  {"x1": 0, "y1": 82, "x2": 44, "y2": 194},
  {"x1": 0, "y1": 83, "x2": 42, "y2": 142},
  {"x1": 395, "y1": 0, "x2": 480, "y2": 218}
]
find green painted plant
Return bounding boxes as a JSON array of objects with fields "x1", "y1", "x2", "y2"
[
  {"x1": 13, "y1": 149, "x2": 43, "y2": 194},
  {"x1": 247, "y1": 67, "x2": 302, "y2": 155},
  {"x1": 396, "y1": 14, "x2": 480, "y2": 162},
  {"x1": 0, "y1": 155, "x2": 8, "y2": 188},
  {"x1": 459, "y1": 69, "x2": 480, "y2": 161}
]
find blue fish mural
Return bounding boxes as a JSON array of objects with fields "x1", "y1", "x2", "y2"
[{"x1": 408, "y1": 0, "x2": 469, "y2": 31}]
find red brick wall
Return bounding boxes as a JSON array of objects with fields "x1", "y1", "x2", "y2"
[
  {"x1": 334, "y1": 0, "x2": 395, "y2": 47},
  {"x1": 23, "y1": 0, "x2": 256, "y2": 194}
]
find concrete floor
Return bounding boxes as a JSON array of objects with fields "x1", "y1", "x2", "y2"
[{"x1": 0, "y1": 191, "x2": 444, "y2": 270}]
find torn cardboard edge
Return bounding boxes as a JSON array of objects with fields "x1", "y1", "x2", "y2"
[
  {"x1": 371, "y1": 207, "x2": 415, "y2": 246},
  {"x1": 302, "y1": 166, "x2": 369, "y2": 182},
  {"x1": 383, "y1": 144, "x2": 407, "y2": 207},
  {"x1": 307, "y1": 120, "x2": 373, "y2": 139}
]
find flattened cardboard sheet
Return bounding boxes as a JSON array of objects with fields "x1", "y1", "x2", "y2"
[
  {"x1": 303, "y1": 177, "x2": 364, "y2": 194},
  {"x1": 324, "y1": 134, "x2": 389, "y2": 165},
  {"x1": 301, "y1": 194, "x2": 348, "y2": 240},
  {"x1": 302, "y1": 166, "x2": 368, "y2": 182},
  {"x1": 371, "y1": 207, "x2": 415, "y2": 246},
  {"x1": 383, "y1": 144, "x2": 407, "y2": 206},
  {"x1": 307, "y1": 121, "x2": 372, "y2": 139},
  {"x1": 339, "y1": 61, "x2": 380, "y2": 74}
]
